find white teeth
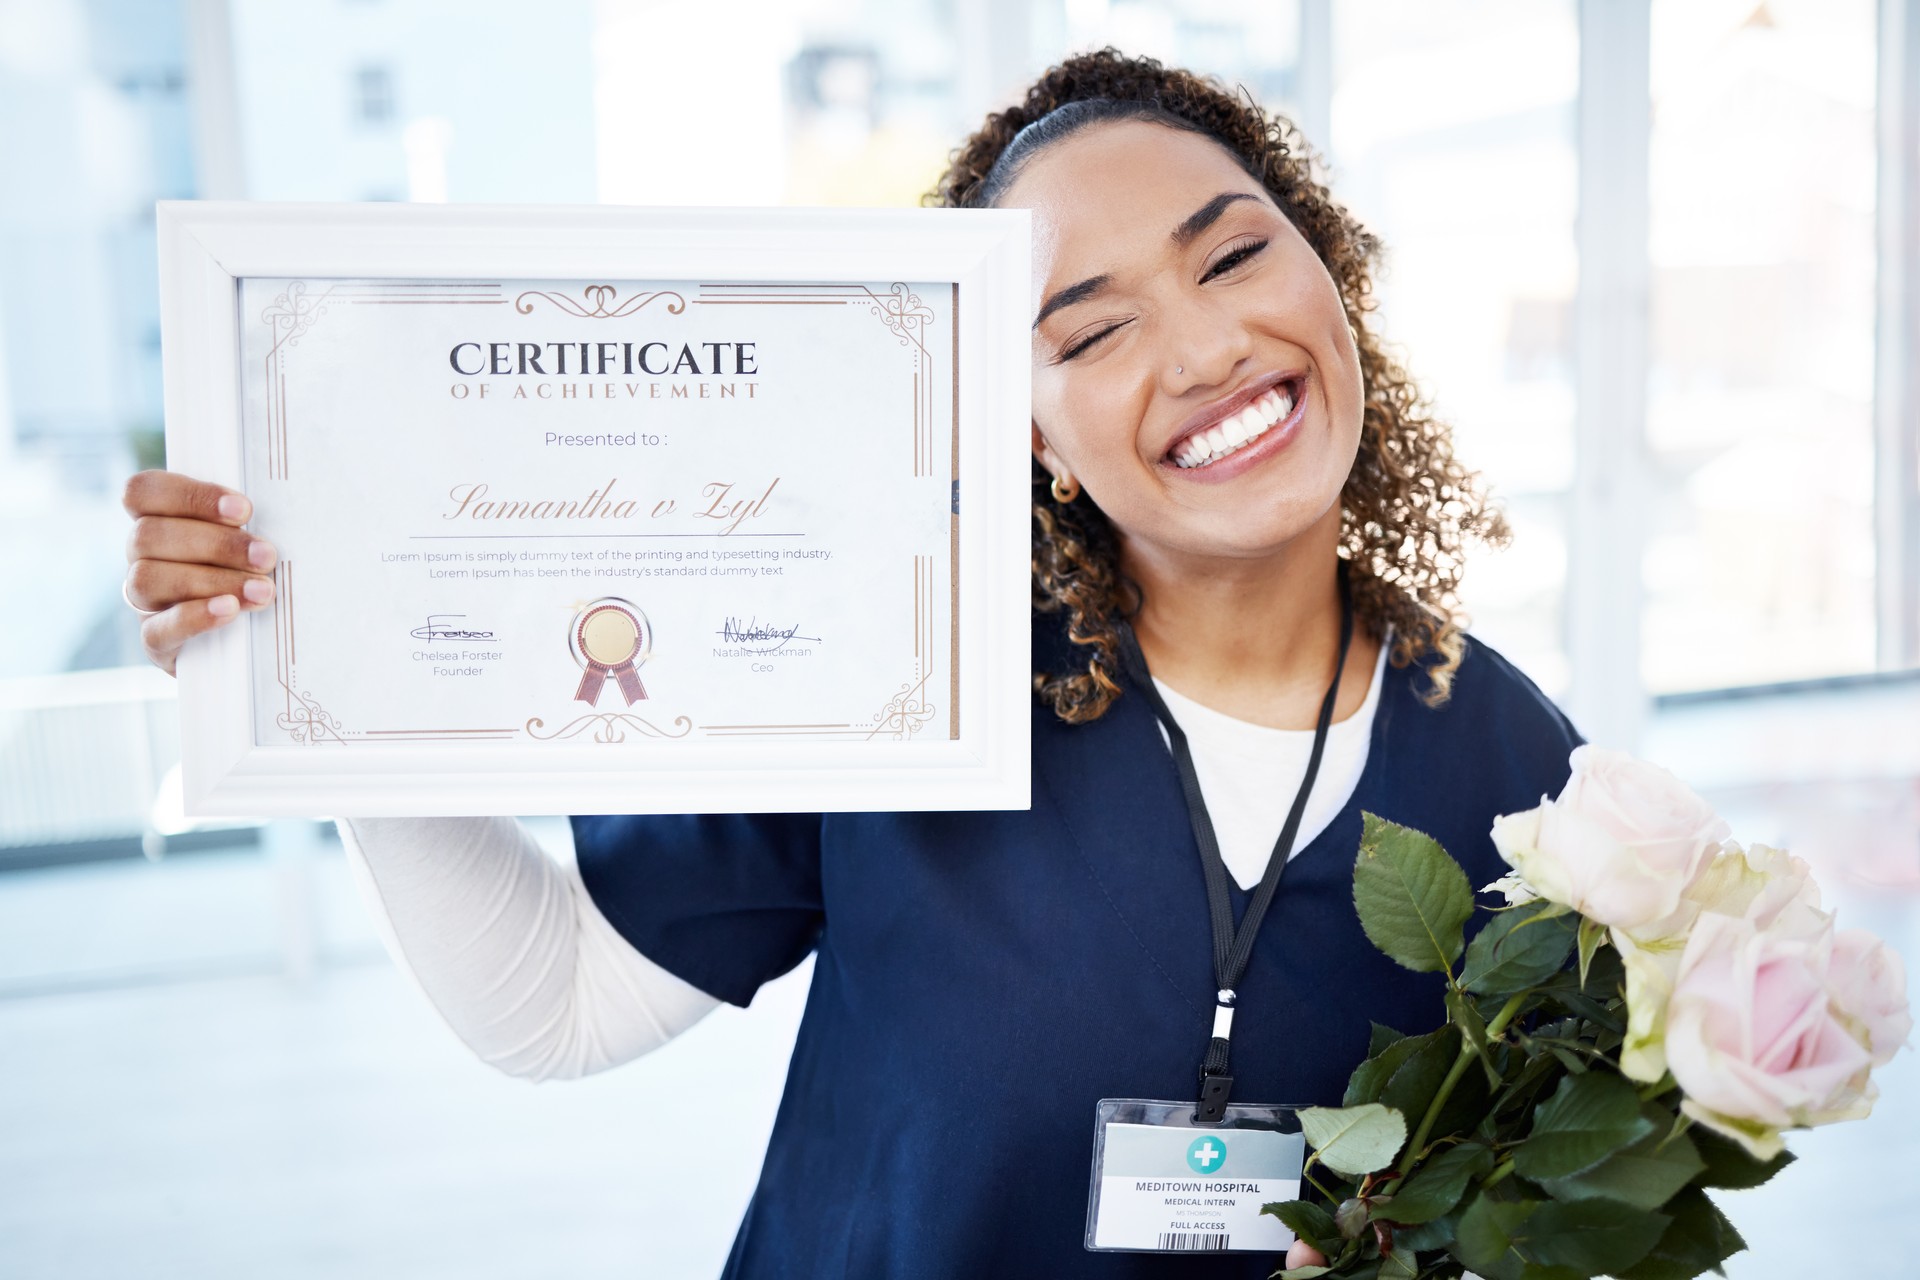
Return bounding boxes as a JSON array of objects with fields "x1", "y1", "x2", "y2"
[{"x1": 1172, "y1": 382, "x2": 1300, "y2": 469}]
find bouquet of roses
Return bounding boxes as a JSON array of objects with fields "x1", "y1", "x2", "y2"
[{"x1": 1265, "y1": 746, "x2": 1912, "y2": 1280}]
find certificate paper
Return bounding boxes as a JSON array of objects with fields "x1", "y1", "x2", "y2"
[
  {"x1": 158, "y1": 204, "x2": 1030, "y2": 815},
  {"x1": 242, "y1": 276, "x2": 957, "y2": 748}
]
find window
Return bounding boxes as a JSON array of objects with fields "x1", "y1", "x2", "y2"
[
  {"x1": 353, "y1": 65, "x2": 394, "y2": 125},
  {"x1": 1332, "y1": 0, "x2": 1581, "y2": 697},
  {"x1": 1643, "y1": 0, "x2": 1879, "y2": 692}
]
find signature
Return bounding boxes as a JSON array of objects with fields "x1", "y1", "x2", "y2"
[
  {"x1": 716, "y1": 616, "x2": 820, "y2": 654},
  {"x1": 410, "y1": 614, "x2": 498, "y2": 642}
]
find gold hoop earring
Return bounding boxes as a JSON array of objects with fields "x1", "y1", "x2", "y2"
[{"x1": 1050, "y1": 472, "x2": 1079, "y2": 504}]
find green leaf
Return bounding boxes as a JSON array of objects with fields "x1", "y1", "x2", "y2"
[
  {"x1": 1380, "y1": 1028, "x2": 1461, "y2": 1126},
  {"x1": 1452, "y1": 1192, "x2": 1538, "y2": 1279},
  {"x1": 1545, "y1": 1045, "x2": 1589, "y2": 1075},
  {"x1": 1275, "y1": 1268, "x2": 1333, "y2": 1280},
  {"x1": 1446, "y1": 989, "x2": 1502, "y2": 1088},
  {"x1": 1491, "y1": 1047, "x2": 1564, "y2": 1127},
  {"x1": 1576, "y1": 916, "x2": 1608, "y2": 988},
  {"x1": 1383, "y1": 1142, "x2": 1495, "y2": 1224},
  {"x1": 1336, "y1": 1197, "x2": 1371, "y2": 1240},
  {"x1": 1391, "y1": 1213, "x2": 1456, "y2": 1253},
  {"x1": 1369, "y1": 1022, "x2": 1410, "y2": 1057},
  {"x1": 1540, "y1": 1107, "x2": 1705, "y2": 1210},
  {"x1": 1428, "y1": 1049, "x2": 1496, "y2": 1144},
  {"x1": 1532, "y1": 970, "x2": 1628, "y2": 1033},
  {"x1": 1517, "y1": 1267, "x2": 1583, "y2": 1280},
  {"x1": 1462, "y1": 904, "x2": 1577, "y2": 994},
  {"x1": 1616, "y1": 1187, "x2": 1747, "y2": 1280},
  {"x1": 1345, "y1": 1029, "x2": 1439, "y2": 1107},
  {"x1": 1514, "y1": 1071, "x2": 1657, "y2": 1181},
  {"x1": 1691, "y1": 1125, "x2": 1796, "y2": 1189},
  {"x1": 1525, "y1": 1199, "x2": 1670, "y2": 1274},
  {"x1": 1378, "y1": 1245, "x2": 1420, "y2": 1279},
  {"x1": 1583, "y1": 942, "x2": 1626, "y2": 994},
  {"x1": 1354, "y1": 812, "x2": 1474, "y2": 973},
  {"x1": 1300, "y1": 1103, "x2": 1410, "y2": 1177},
  {"x1": 1264, "y1": 1199, "x2": 1338, "y2": 1252}
]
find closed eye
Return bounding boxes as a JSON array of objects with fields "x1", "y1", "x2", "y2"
[
  {"x1": 1204, "y1": 236, "x2": 1269, "y2": 281},
  {"x1": 1054, "y1": 237, "x2": 1271, "y2": 363},
  {"x1": 1059, "y1": 320, "x2": 1131, "y2": 362}
]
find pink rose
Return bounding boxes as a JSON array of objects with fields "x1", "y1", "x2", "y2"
[
  {"x1": 1491, "y1": 746, "x2": 1729, "y2": 933},
  {"x1": 1666, "y1": 910, "x2": 1877, "y2": 1159},
  {"x1": 1616, "y1": 842, "x2": 1826, "y2": 1082},
  {"x1": 1826, "y1": 929, "x2": 1913, "y2": 1067}
]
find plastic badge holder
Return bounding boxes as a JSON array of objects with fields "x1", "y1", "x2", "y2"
[{"x1": 1085, "y1": 1097, "x2": 1306, "y2": 1254}]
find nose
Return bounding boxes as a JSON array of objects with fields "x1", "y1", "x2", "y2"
[{"x1": 1156, "y1": 291, "x2": 1255, "y2": 397}]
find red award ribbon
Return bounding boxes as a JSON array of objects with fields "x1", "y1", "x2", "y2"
[{"x1": 573, "y1": 603, "x2": 648, "y2": 706}]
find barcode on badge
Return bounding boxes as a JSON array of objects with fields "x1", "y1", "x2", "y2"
[{"x1": 1156, "y1": 1232, "x2": 1230, "y2": 1251}]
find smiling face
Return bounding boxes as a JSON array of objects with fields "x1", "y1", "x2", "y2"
[{"x1": 1004, "y1": 119, "x2": 1366, "y2": 564}]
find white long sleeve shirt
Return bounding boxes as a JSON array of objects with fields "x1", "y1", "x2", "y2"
[{"x1": 336, "y1": 631, "x2": 1392, "y2": 1081}]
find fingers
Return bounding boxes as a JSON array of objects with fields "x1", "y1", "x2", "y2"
[
  {"x1": 1285, "y1": 1239, "x2": 1328, "y2": 1270},
  {"x1": 140, "y1": 596, "x2": 243, "y2": 678},
  {"x1": 126, "y1": 514, "x2": 275, "y2": 575},
  {"x1": 125, "y1": 558, "x2": 275, "y2": 615},
  {"x1": 121, "y1": 471, "x2": 272, "y2": 679},
  {"x1": 121, "y1": 469, "x2": 251, "y2": 526}
]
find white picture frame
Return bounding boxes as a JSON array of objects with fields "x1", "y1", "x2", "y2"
[{"x1": 157, "y1": 201, "x2": 1032, "y2": 817}]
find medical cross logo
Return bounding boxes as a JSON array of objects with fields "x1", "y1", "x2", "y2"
[{"x1": 1185, "y1": 1135, "x2": 1226, "y2": 1174}]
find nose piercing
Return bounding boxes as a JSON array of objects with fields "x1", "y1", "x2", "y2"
[{"x1": 1175, "y1": 365, "x2": 1183, "y2": 374}]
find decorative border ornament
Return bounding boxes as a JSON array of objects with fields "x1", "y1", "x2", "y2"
[
  {"x1": 260, "y1": 281, "x2": 506, "y2": 479},
  {"x1": 261, "y1": 282, "x2": 333, "y2": 480},
  {"x1": 692, "y1": 282, "x2": 938, "y2": 475},
  {"x1": 866, "y1": 552, "x2": 938, "y2": 740},
  {"x1": 269, "y1": 559, "x2": 346, "y2": 744},
  {"x1": 524, "y1": 713, "x2": 694, "y2": 743},
  {"x1": 251, "y1": 277, "x2": 953, "y2": 748},
  {"x1": 514, "y1": 284, "x2": 687, "y2": 318}
]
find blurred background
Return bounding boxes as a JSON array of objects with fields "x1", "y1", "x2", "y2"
[{"x1": 0, "y1": 0, "x2": 1915, "y2": 1275}]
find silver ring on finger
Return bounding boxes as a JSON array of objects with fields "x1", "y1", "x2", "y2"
[{"x1": 122, "y1": 577, "x2": 160, "y2": 617}]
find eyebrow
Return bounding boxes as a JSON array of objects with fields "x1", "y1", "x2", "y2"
[{"x1": 1031, "y1": 190, "x2": 1263, "y2": 331}]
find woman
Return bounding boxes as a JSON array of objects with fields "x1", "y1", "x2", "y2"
[{"x1": 122, "y1": 49, "x2": 1583, "y2": 1278}]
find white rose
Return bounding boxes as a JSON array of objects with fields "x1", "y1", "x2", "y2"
[
  {"x1": 1491, "y1": 745, "x2": 1729, "y2": 933},
  {"x1": 1480, "y1": 868, "x2": 1540, "y2": 908},
  {"x1": 1616, "y1": 932, "x2": 1685, "y2": 1083}
]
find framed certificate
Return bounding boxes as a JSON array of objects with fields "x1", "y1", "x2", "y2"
[{"x1": 157, "y1": 202, "x2": 1031, "y2": 817}]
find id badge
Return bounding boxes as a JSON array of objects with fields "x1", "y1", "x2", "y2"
[{"x1": 1084, "y1": 1098, "x2": 1305, "y2": 1253}]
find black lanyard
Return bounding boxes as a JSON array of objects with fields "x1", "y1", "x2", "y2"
[{"x1": 1116, "y1": 558, "x2": 1355, "y2": 1123}]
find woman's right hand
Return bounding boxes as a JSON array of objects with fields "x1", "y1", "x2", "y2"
[{"x1": 121, "y1": 470, "x2": 277, "y2": 676}]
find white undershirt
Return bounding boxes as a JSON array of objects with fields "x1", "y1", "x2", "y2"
[
  {"x1": 1150, "y1": 623, "x2": 1392, "y2": 891},
  {"x1": 335, "y1": 624, "x2": 1395, "y2": 1080}
]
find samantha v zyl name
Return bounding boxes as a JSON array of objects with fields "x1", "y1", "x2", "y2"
[{"x1": 442, "y1": 478, "x2": 780, "y2": 536}]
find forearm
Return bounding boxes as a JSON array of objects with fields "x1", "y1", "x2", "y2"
[{"x1": 336, "y1": 815, "x2": 720, "y2": 1081}]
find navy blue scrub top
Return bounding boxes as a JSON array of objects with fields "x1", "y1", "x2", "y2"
[{"x1": 573, "y1": 609, "x2": 1587, "y2": 1279}]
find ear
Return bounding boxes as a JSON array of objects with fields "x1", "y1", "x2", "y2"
[{"x1": 1031, "y1": 420, "x2": 1064, "y2": 478}]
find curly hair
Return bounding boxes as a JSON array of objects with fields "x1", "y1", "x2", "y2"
[{"x1": 923, "y1": 47, "x2": 1512, "y2": 723}]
